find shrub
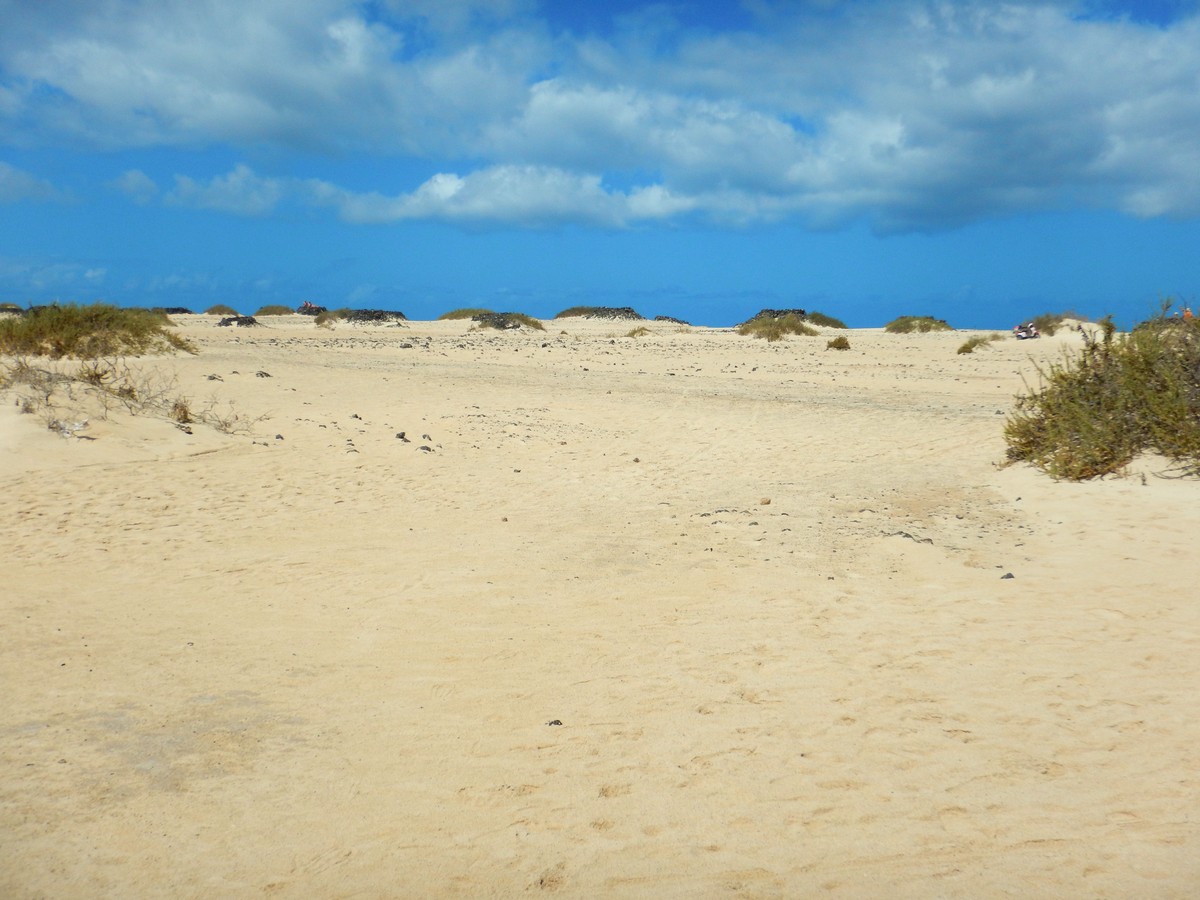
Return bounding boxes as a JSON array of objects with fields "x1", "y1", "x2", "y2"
[
  {"x1": 471, "y1": 312, "x2": 545, "y2": 331},
  {"x1": 0, "y1": 302, "x2": 23, "y2": 312},
  {"x1": 314, "y1": 309, "x2": 347, "y2": 328},
  {"x1": 1004, "y1": 315, "x2": 1200, "y2": 479},
  {"x1": 205, "y1": 304, "x2": 239, "y2": 316},
  {"x1": 737, "y1": 313, "x2": 817, "y2": 342},
  {"x1": 254, "y1": 305, "x2": 294, "y2": 316},
  {"x1": 808, "y1": 311, "x2": 848, "y2": 329},
  {"x1": 0, "y1": 303, "x2": 194, "y2": 358},
  {"x1": 958, "y1": 334, "x2": 1004, "y2": 354},
  {"x1": 826, "y1": 335, "x2": 851, "y2": 350},
  {"x1": 440, "y1": 308, "x2": 492, "y2": 320},
  {"x1": 885, "y1": 315, "x2": 953, "y2": 334},
  {"x1": 627, "y1": 326, "x2": 651, "y2": 337}
]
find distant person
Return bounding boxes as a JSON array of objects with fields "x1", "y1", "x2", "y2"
[{"x1": 1184, "y1": 306, "x2": 1194, "y2": 321}]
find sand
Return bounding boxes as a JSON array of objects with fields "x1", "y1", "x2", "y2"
[{"x1": 2, "y1": 315, "x2": 1198, "y2": 898}]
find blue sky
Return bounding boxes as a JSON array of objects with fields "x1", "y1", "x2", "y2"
[{"x1": 2, "y1": 0, "x2": 1198, "y2": 327}]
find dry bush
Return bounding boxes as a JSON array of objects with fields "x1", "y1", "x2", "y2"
[
  {"x1": 885, "y1": 315, "x2": 953, "y2": 334},
  {"x1": 0, "y1": 303, "x2": 194, "y2": 358},
  {"x1": 1005, "y1": 314, "x2": 1200, "y2": 479},
  {"x1": 737, "y1": 314, "x2": 817, "y2": 342}
]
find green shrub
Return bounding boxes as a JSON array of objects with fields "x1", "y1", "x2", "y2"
[
  {"x1": 1004, "y1": 315, "x2": 1200, "y2": 479},
  {"x1": 826, "y1": 335, "x2": 851, "y2": 350},
  {"x1": 737, "y1": 313, "x2": 817, "y2": 342},
  {"x1": 254, "y1": 304, "x2": 294, "y2": 316},
  {"x1": 0, "y1": 302, "x2": 23, "y2": 312},
  {"x1": 807, "y1": 311, "x2": 848, "y2": 329},
  {"x1": 205, "y1": 304, "x2": 239, "y2": 316},
  {"x1": 0, "y1": 303, "x2": 195, "y2": 358},
  {"x1": 885, "y1": 315, "x2": 953, "y2": 334},
  {"x1": 439, "y1": 308, "x2": 493, "y2": 320}
]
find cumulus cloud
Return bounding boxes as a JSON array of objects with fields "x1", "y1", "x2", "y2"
[
  {"x1": 3, "y1": 0, "x2": 1200, "y2": 229},
  {"x1": 0, "y1": 161, "x2": 64, "y2": 203}
]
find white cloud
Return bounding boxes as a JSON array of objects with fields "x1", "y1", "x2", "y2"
[
  {"x1": 5, "y1": 1, "x2": 1200, "y2": 229},
  {"x1": 0, "y1": 161, "x2": 64, "y2": 203},
  {"x1": 167, "y1": 164, "x2": 286, "y2": 215},
  {"x1": 111, "y1": 169, "x2": 159, "y2": 204}
]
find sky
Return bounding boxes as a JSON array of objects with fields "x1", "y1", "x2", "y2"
[{"x1": 1, "y1": 0, "x2": 1199, "y2": 328}]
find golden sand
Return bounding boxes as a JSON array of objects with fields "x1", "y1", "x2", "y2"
[{"x1": 3, "y1": 316, "x2": 1197, "y2": 897}]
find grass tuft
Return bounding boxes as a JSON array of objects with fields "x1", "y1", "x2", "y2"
[
  {"x1": 253, "y1": 305, "x2": 295, "y2": 316},
  {"x1": 0, "y1": 303, "x2": 194, "y2": 358},
  {"x1": 1004, "y1": 312, "x2": 1200, "y2": 479},
  {"x1": 807, "y1": 311, "x2": 848, "y2": 329},
  {"x1": 826, "y1": 335, "x2": 851, "y2": 350},
  {"x1": 204, "y1": 304, "x2": 239, "y2": 316},
  {"x1": 885, "y1": 315, "x2": 953, "y2": 334},
  {"x1": 627, "y1": 326, "x2": 652, "y2": 338},
  {"x1": 440, "y1": 308, "x2": 492, "y2": 320},
  {"x1": 958, "y1": 333, "x2": 1005, "y2": 354},
  {"x1": 737, "y1": 313, "x2": 817, "y2": 342},
  {"x1": 471, "y1": 312, "x2": 545, "y2": 331}
]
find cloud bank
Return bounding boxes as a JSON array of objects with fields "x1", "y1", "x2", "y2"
[{"x1": 4, "y1": 0, "x2": 1200, "y2": 230}]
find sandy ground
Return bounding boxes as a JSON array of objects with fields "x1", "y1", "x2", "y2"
[{"x1": 2, "y1": 314, "x2": 1198, "y2": 898}]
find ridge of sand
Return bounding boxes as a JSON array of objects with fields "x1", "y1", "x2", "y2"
[{"x1": 2, "y1": 320, "x2": 1197, "y2": 897}]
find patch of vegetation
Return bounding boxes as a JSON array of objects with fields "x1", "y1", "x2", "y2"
[
  {"x1": 1004, "y1": 313, "x2": 1200, "y2": 479},
  {"x1": 885, "y1": 315, "x2": 953, "y2": 334},
  {"x1": 254, "y1": 305, "x2": 294, "y2": 316},
  {"x1": 737, "y1": 313, "x2": 817, "y2": 342},
  {"x1": 2, "y1": 356, "x2": 264, "y2": 435},
  {"x1": 205, "y1": 304, "x2": 239, "y2": 316},
  {"x1": 440, "y1": 308, "x2": 493, "y2": 320},
  {"x1": 826, "y1": 335, "x2": 851, "y2": 350},
  {"x1": 807, "y1": 311, "x2": 848, "y2": 329},
  {"x1": 957, "y1": 333, "x2": 1005, "y2": 354},
  {"x1": 471, "y1": 312, "x2": 545, "y2": 331},
  {"x1": 339, "y1": 309, "x2": 407, "y2": 324},
  {"x1": 626, "y1": 326, "x2": 652, "y2": 337},
  {"x1": 0, "y1": 302, "x2": 23, "y2": 313},
  {"x1": 314, "y1": 308, "x2": 349, "y2": 328},
  {"x1": 0, "y1": 303, "x2": 194, "y2": 358}
]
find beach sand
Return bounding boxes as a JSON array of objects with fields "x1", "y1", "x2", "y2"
[{"x1": 2, "y1": 316, "x2": 1198, "y2": 897}]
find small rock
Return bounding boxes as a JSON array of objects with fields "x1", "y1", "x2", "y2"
[
  {"x1": 546, "y1": 720, "x2": 562, "y2": 726},
  {"x1": 760, "y1": 497, "x2": 771, "y2": 505},
  {"x1": 275, "y1": 434, "x2": 284, "y2": 440},
  {"x1": 256, "y1": 370, "x2": 272, "y2": 378},
  {"x1": 1001, "y1": 572, "x2": 1015, "y2": 579}
]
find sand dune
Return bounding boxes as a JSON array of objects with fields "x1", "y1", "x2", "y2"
[{"x1": 3, "y1": 317, "x2": 1198, "y2": 897}]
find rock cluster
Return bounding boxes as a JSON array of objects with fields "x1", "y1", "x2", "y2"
[
  {"x1": 341, "y1": 309, "x2": 407, "y2": 323},
  {"x1": 743, "y1": 308, "x2": 808, "y2": 324},
  {"x1": 217, "y1": 316, "x2": 260, "y2": 327}
]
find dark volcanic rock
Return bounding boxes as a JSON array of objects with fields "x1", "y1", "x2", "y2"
[
  {"x1": 217, "y1": 316, "x2": 260, "y2": 327},
  {"x1": 472, "y1": 312, "x2": 523, "y2": 329},
  {"x1": 743, "y1": 308, "x2": 808, "y2": 324},
  {"x1": 296, "y1": 304, "x2": 327, "y2": 316},
  {"x1": 654, "y1": 315, "x2": 690, "y2": 325},
  {"x1": 582, "y1": 307, "x2": 644, "y2": 320},
  {"x1": 341, "y1": 309, "x2": 407, "y2": 323},
  {"x1": 152, "y1": 306, "x2": 194, "y2": 315}
]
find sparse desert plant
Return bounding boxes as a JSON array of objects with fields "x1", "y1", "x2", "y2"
[
  {"x1": 254, "y1": 304, "x2": 294, "y2": 316},
  {"x1": 627, "y1": 326, "x2": 651, "y2": 337},
  {"x1": 885, "y1": 315, "x2": 953, "y2": 334},
  {"x1": 737, "y1": 313, "x2": 817, "y2": 342},
  {"x1": 439, "y1": 308, "x2": 493, "y2": 320},
  {"x1": 808, "y1": 311, "x2": 848, "y2": 329},
  {"x1": 471, "y1": 312, "x2": 545, "y2": 331},
  {"x1": 205, "y1": 304, "x2": 239, "y2": 316},
  {"x1": 0, "y1": 303, "x2": 194, "y2": 358},
  {"x1": 170, "y1": 398, "x2": 194, "y2": 424},
  {"x1": 826, "y1": 335, "x2": 851, "y2": 350},
  {"x1": 314, "y1": 308, "x2": 350, "y2": 328},
  {"x1": 1004, "y1": 314, "x2": 1200, "y2": 479},
  {"x1": 957, "y1": 334, "x2": 1003, "y2": 354}
]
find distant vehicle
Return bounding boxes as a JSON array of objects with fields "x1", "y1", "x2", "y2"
[{"x1": 1013, "y1": 322, "x2": 1041, "y2": 340}]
